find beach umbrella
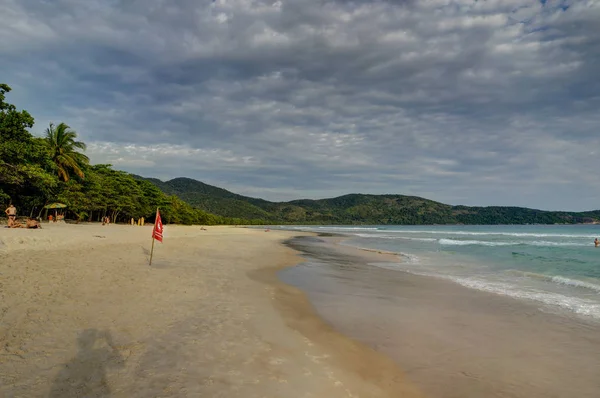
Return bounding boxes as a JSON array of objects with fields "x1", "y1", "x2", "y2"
[
  {"x1": 44, "y1": 203, "x2": 67, "y2": 209},
  {"x1": 44, "y1": 203, "x2": 67, "y2": 221}
]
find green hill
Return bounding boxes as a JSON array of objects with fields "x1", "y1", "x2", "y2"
[
  {"x1": 135, "y1": 176, "x2": 600, "y2": 225},
  {"x1": 132, "y1": 176, "x2": 273, "y2": 220}
]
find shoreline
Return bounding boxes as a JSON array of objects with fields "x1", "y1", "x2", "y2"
[
  {"x1": 280, "y1": 235, "x2": 600, "y2": 397},
  {"x1": 250, "y1": 242, "x2": 424, "y2": 398},
  {"x1": 0, "y1": 224, "x2": 423, "y2": 397}
]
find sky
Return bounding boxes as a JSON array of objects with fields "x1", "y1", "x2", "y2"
[{"x1": 1, "y1": 0, "x2": 599, "y2": 210}]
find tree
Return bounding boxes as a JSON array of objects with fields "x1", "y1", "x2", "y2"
[
  {"x1": 44, "y1": 122, "x2": 89, "y2": 181},
  {"x1": 0, "y1": 84, "x2": 57, "y2": 208}
]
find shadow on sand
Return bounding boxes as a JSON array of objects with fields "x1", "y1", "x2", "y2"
[{"x1": 48, "y1": 329, "x2": 124, "y2": 398}]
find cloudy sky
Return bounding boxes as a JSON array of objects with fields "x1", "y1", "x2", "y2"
[{"x1": 2, "y1": 0, "x2": 599, "y2": 210}]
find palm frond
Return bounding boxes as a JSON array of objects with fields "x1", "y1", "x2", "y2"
[
  {"x1": 45, "y1": 122, "x2": 89, "y2": 182},
  {"x1": 72, "y1": 152, "x2": 90, "y2": 164},
  {"x1": 72, "y1": 141, "x2": 87, "y2": 151}
]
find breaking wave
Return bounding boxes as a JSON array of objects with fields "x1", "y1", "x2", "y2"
[
  {"x1": 381, "y1": 230, "x2": 599, "y2": 239},
  {"x1": 439, "y1": 239, "x2": 512, "y2": 246},
  {"x1": 437, "y1": 239, "x2": 589, "y2": 247},
  {"x1": 514, "y1": 272, "x2": 600, "y2": 293},
  {"x1": 442, "y1": 275, "x2": 600, "y2": 318}
]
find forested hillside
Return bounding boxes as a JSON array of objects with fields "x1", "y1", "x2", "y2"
[
  {"x1": 137, "y1": 177, "x2": 600, "y2": 225},
  {"x1": 131, "y1": 176, "x2": 273, "y2": 220}
]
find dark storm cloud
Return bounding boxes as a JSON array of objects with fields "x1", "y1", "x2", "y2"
[{"x1": 1, "y1": 0, "x2": 599, "y2": 209}]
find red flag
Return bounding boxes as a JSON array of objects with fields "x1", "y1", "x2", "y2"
[{"x1": 152, "y1": 209, "x2": 163, "y2": 242}]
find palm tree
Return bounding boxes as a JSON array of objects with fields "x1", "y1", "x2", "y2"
[{"x1": 44, "y1": 122, "x2": 89, "y2": 181}]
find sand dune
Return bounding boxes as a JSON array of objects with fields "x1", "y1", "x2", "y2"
[{"x1": 0, "y1": 223, "x2": 422, "y2": 397}]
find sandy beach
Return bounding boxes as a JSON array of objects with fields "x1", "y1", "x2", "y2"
[{"x1": 0, "y1": 224, "x2": 423, "y2": 398}]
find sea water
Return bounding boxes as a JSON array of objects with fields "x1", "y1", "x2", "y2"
[{"x1": 279, "y1": 225, "x2": 600, "y2": 320}]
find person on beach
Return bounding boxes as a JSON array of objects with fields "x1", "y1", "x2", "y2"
[
  {"x1": 5, "y1": 204, "x2": 17, "y2": 227},
  {"x1": 26, "y1": 218, "x2": 42, "y2": 229},
  {"x1": 6, "y1": 218, "x2": 42, "y2": 229},
  {"x1": 595, "y1": 238, "x2": 599, "y2": 247}
]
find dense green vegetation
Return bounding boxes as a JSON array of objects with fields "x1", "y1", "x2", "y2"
[{"x1": 3, "y1": 82, "x2": 599, "y2": 226}]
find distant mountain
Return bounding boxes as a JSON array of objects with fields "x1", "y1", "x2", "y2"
[{"x1": 132, "y1": 175, "x2": 600, "y2": 225}]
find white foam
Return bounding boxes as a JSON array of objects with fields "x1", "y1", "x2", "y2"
[
  {"x1": 354, "y1": 234, "x2": 436, "y2": 242},
  {"x1": 438, "y1": 275, "x2": 600, "y2": 319},
  {"x1": 381, "y1": 230, "x2": 599, "y2": 239},
  {"x1": 355, "y1": 233, "x2": 396, "y2": 238},
  {"x1": 339, "y1": 241, "x2": 420, "y2": 264},
  {"x1": 398, "y1": 252, "x2": 420, "y2": 263},
  {"x1": 529, "y1": 241, "x2": 589, "y2": 247},
  {"x1": 349, "y1": 233, "x2": 591, "y2": 248},
  {"x1": 436, "y1": 239, "x2": 589, "y2": 247},
  {"x1": 438, "y1": 239, "x2": 512, "y2": 246},
  {"x1": 317, "y1": 227, "x2": 380, "y2": 231},
  {"x1": 405, "y1": 237, "x2": 438, "y2": 242},
  {"x1": 367, "y1": 252, "x2": 421, "y2": 268},
  {"x1": 549, "y1": 276, "x2": 600, "y2": 293}
]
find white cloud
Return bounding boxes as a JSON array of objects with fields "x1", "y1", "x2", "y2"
[
  {"x1": 87, "y1": 142, "x2": 260, "y2": 170},
  {"x1": 1, "y1": 0, "x2": 599, "y2": 210}
]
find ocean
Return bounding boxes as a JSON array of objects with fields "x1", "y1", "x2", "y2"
[{"x1": 279, "y1": 224, "x2": 600, "y2": 320}]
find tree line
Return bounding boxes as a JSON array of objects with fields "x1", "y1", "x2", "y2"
[{"x1": 0, "y1": 83, "x2": 263, "y2": 225}]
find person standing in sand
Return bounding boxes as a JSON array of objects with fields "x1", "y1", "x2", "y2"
[{"x1": 5, "y1": 204, "x2": 17, "y2": 227}]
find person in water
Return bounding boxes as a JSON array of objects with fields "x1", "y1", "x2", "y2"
[{"x1": 595, "y1": 238, "x2": 599, "y2": 247}]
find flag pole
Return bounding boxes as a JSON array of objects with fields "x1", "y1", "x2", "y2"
[
  {"x1": 149, "y1": 234, "x2": 156, "y2": 266},
  {"x1": 149, "y1": 207, "x2": 158, "y2": 266}
]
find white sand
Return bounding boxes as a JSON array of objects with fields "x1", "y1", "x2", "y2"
[{"x1": 0, "y1": 223, "x2": 422, "y2": 397}]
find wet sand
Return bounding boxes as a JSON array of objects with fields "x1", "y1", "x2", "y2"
[
  {"x1": 0, "y1": 224, "x2": 423, "y2": 397},
  {"x1": 281, "y1": 236, "x2": 600, "y2": 398}
]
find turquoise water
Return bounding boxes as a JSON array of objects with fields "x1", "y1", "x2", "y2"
[{"x1": 280, "y1": 225, "x2": 600, "y2": 319}]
